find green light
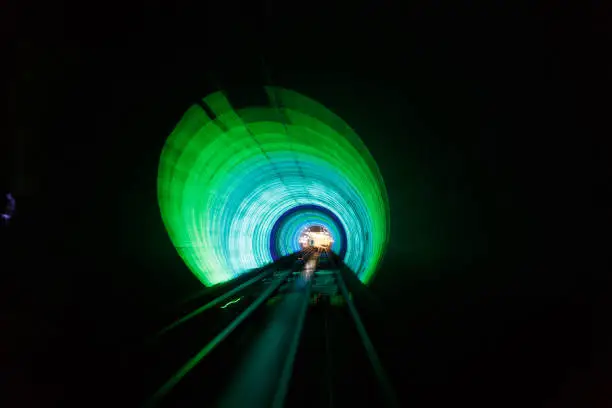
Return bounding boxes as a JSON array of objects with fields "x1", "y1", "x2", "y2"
[{"x1": 158, "y1": 87, "x2": 389, "y2": 286}]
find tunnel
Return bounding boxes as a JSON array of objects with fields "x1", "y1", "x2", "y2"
[{"x1": 157, "y1": 87, "x2": 390, "y2": 286}]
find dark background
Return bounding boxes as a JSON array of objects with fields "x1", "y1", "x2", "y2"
[{"x1": 2, "y1": 0, "x2": 610, "y2": 407}]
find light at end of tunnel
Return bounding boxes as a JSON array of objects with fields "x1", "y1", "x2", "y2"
[
  {"x1": 158, "y1": 87, "x2": 390, "y2": 287},
  {"x1": 299, "y1": 225, "x2": 334, "y2": 250}
]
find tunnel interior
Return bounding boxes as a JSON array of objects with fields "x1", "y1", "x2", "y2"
[
  {"x1": 271, "y1": 204, "x2": 345, "y2": 260},
  {"x1": 298, "y1": 225, "x2": 333, "y2": 250},
  {"x1": 157, "y1": 87, "x2": 390, "y2": 286}
]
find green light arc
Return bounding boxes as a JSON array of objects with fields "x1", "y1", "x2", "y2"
[{"x1": 158, "y1": 87, "x2": 390, "y2": 286}]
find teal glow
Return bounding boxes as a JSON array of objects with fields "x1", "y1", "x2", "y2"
[
  {"x1": 158, "y1": 87, "x2": 390, "y2": 286},
  {"x1": 276, "y1": 211, "x2": 343, "y2": 255}
]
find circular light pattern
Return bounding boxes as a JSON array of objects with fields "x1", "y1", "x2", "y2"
[
  {"x1": 271, "y1": 205, "x2": 345, "y2": 259},
  {"x1": 158, "y1": 87, "x2": 390, "y2": 286}
]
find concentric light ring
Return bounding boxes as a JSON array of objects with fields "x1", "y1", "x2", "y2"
[{"x1": 158, "y1": 87, "x2": 390, "y2": 286}]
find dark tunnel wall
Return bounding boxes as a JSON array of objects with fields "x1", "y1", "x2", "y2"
[{"x1": 4, "y1": 1, "x2": 609, "y2": 407}]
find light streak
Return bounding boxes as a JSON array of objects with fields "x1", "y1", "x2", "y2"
[{"x1": 220, "y1": 297, "x2": 243, "y2": 309}]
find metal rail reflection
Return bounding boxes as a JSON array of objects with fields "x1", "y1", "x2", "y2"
[{"x1": 144, "y1": 270, "x2": 292, "y2": 407}]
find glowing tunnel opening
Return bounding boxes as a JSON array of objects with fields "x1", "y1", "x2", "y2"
[
  {"x1": 299, "y1": 225, "x2": 333, "y2": 251},
  {"x1": 157, "y1": 87, "x2": 390, "y2": 286}
]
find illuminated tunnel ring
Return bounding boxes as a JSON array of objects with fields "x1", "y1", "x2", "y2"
[
  {"x1": 270, "y1": 204, "x2": 348, "y2": 260},
  {"x1": 158, "y1": 87, "x2": 390, "y2": 286}
]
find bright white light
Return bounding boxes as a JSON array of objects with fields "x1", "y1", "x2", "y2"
[{"x1": 299, "y1": 225, "x2": 334, "y2": 250}]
